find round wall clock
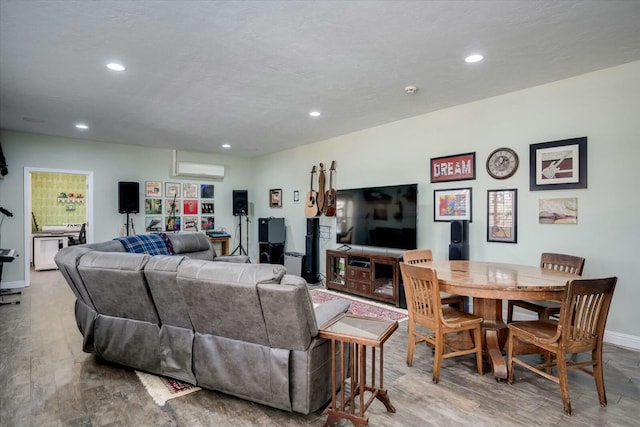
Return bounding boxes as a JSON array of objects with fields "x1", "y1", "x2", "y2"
[{"x1": 486, "y1": 147, "x2": 519, "y2": 179}]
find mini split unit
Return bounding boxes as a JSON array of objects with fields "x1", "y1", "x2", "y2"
[{"x1": 172, "y1": 150, "x2": 224, "y2": 179}]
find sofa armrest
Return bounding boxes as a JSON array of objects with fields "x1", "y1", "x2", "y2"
[
  {"x1": 213, "y1": 255, "x2": 250, "y2": 263},
  {"x1": 314, "y1": 299, "x2": 350, "y2": 329}
]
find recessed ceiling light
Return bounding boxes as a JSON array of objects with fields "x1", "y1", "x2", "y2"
[
  {"x1": 221, "y1": 143, "x2": 231, "y2": 149},
  {"x1": 75, "y1": 123, "x2": 89, "y2": 130},
  {"x1": 106, "y1": 62, "x2": 126, "y2": 71},
  {"x1": 465, "y1": 54, "x2": 484, "y2": 63},
  {"x1": 309, "y1": 111, "x2": 321, "y2": 117}
]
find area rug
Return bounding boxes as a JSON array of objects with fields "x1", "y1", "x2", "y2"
[
  {"x1": 310, "y1": 288, "x2": 408, "y2": 322},
  {"x1": 135, "y1": 371, "x2": 201, "y2": 406}
]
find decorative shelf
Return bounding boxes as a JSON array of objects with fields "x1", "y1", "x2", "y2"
[{"x1": 57, "y1": 198, "x2": 85, "y2": 203}]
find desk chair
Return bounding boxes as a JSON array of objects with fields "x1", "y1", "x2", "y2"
[
  {"x1": 68, "y1": 223, "x2": 86, "y2": 246},
  {"x1": 507, "y1": 276, "x2": 617, "y2": 415},
  {"x1": 402, "y1": 249, "x2": 466, "y2": 310},
  {"x1": 507, "y1": 253, "x2": 585, "y2": 322},
  {"x1": 399, "y1": 262, "x2": 483, "y2": 383}
]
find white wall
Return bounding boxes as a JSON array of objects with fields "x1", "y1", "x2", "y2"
[
  {"x1": 0, "y1": 133, "x2": 254, "y2": 283},
  {"x1": 1, "y1": 61, "x2": 638, "y2": 346},
  {"x1": 252, "y1": 61, "x2": 640, "y2": 343}
]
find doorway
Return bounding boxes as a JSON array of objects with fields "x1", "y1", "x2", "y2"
[{"x1": 23, "y1": 167, "x2": 93, "y2": 286}]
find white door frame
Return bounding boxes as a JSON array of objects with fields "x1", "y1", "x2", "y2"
[{"x1": 23, "y1": 167, "x2": 94, "y2": 286}]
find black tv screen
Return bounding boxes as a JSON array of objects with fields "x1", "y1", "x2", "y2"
[{"x1": 336, "y1": 184, "x2": 417, "y2": 250}]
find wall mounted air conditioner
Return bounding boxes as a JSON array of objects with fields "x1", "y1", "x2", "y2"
[{"x1": 172, "y1": 150, "x2": 224, "y2": 179}]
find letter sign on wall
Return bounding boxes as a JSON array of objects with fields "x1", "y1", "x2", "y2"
[{"x1": 430, "y1": 152, "x2": 476, "y2": 183}]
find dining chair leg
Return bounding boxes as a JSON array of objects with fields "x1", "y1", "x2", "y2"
[
  {"x1": 474, "y1": 327, "x2": 483, "y2": 376},
  {"x1": 432, "y1": 333, "x2": 444, "y2": 384},
  {"x1": 592, "y1": 347, "x2": 607, "y2": 407},
  {"x1": 406, "y1": 321, "x2": 416, "y2": 367},
  {"x1": 556, "y1": 350, "x2": 572, "y2": 415},
  {"x1": 507, "y1": 334, "x2": 515, "y2": 384}
]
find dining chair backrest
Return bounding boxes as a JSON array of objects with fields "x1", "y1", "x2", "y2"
[
  {"x1": 540, "y1": 253, "x2": 585, "y2": 276},
  {"x1": 403, "y1": 249, "x2": 433, "y2": 265},
  {"x1": 559, "y1": 277, "x2": 616, "y2": 349},
  {"x1": 400, "y1": 262, "x2": 441, "y2": 328}
]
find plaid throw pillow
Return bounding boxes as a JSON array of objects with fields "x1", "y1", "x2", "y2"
[{"x1": 114, "y1": 233, "x2": 175, "y2": 255}]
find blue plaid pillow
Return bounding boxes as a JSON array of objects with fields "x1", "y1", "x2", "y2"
[{"x1": 114, "y1": 233, "x2": 175, "y2": 255}]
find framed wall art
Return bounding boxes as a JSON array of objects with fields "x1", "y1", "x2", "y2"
[
  {"x1": 145, "y1": 181, "x2": 162, "y2": 197},
  {"x1": 183, "y1": 183, "x2": 198, "y2": 198},
  {"x1": 530, "y1": 136, "x2": 587, "y2": 191},
  {"x1": 165, "y1": 182, "x2": 180, "y2": 198},
  {"x1": 200, "y1": 184, "x2": 214, "y2": 199},
  {"x1": 487, "y1": 189, "x2": 517, "y2": 243},
  {"x1": 434, "y1": 187, "x2": 472, "y2": 222},
  {"x1": 430, "y1": 152, "x2": 476, "y2": 183},
  {"x1": 539, "y1": 197, "x2": 577, "y2": 224},
  {"x1": 270, "y1": 188, "x2": 282, "y2": 207}
]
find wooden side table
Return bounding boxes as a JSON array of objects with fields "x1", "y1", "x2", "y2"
[
  {"x1": 207, "y1": 236, "x2": 230, "y2": 255},
  {"x1": 319, "y1": 314, "x2": 398, "y2": 427}
]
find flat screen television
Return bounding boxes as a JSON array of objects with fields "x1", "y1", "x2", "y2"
[{"x1": 335, "y1": 183, "x2": 417, "y2": 250}]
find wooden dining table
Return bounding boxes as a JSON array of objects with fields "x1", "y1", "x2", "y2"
[{"x1": 419, "y1": 260, "x2": 579, "y2": 380}]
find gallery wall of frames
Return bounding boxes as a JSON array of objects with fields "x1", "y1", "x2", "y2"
[{"x1": 143, "y1": 181, "x2": 215, "y2": 233}]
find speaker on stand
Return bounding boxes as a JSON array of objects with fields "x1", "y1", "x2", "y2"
[
  {"x1": 231, "y1": 190, "x2": 249, "y2": 255},
  {"x1": 448, "y1": 220, "x2": 469, "y2": 260},
  {"x1": 118, "y1": 181, "x2": 139, "y2": 236},
  {"x1": 303, "y1": 218, "x2": 320, "y2": 284}
]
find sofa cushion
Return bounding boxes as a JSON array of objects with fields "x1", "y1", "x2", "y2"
[{"x1": 114, "y1": 233, "x2": 174, "y2": 255}]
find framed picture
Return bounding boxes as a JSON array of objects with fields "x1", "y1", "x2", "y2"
[
  {"x1": 183, "y1": 215, "x2": 198, "y2": 231},
  {"x1": 539, "y1": 197, "x2": 578, "y2": 224},
  {"x1": 200, "y1": 184, "x2": 214, "y2": 199},
  {"x1": 165, "y1": 216, "x2": 181, "y2": 231},
  {"x1": 529, "y1": 136, "x2": 587, "y2": 190},
  {"x1": 145, "y1": 181, "x2": 162, "y2": 197},
  {"x1": 201, "y1": 202, "x2": 215, "y2": 214},
  {"x1": 165, "y1": 198, "x2": 181, "y2": 215},
  {"x1": 487, "y1": 189, "x2": 517, "y2": 243},
  {"x1": 183, "y1": 199, "x2": 198, "y2": 215},
  {"x1": 183, "y1": 183, "x2": 198, "y2": 198},
  {"x1": 293, "y1": 190, "x2": 300, "y2": 204},
  {"x1": 434, "y1": 187, "x2": 472, "y2": 222},
  {"x1": 165, "y1": 182, "x2": 180, "y2": 198},
  {"x1": 200, "y1": 216, "x2": 215, "y2": 230},
  {"x1": 270, "y1": 188, "x2": 282, "y2": 207},
  {"x1": 144, "y1": 198, "x2": 162, "y2": 215},
  {"x1": 145, "y1": 216, "x2": 162, "y2": 232},
  {"x1": 430, "y1": 152, "x2": 476, "y2": 183}
]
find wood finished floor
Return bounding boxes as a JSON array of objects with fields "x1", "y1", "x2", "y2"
[{"x1": 1, "y1": 269, "x2": 639, "y2": 426}]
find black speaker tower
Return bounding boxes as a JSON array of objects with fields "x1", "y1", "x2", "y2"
[
  {"x1": 233, "y1": 190, "x2": 248, "y2": 216},
  {"x1": 303, "y1": 218, "x2": 320, "y2": 283},
  {"x1": 448, "y1": 220, "x2": 469, "y2": 260}
]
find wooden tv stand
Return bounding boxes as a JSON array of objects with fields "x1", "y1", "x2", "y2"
[{"x1": 325, "y1": 248, "x2": 404, "y2": 308}]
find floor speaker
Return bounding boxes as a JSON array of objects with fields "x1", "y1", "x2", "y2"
[
  {"x1": 118, "y1": 181, "x2": 139, "y2": 213},
  {"x1": 449, "y1": 220, "x2": 469, "y2": 260},
  {"x1": 303, "y1": 218, "x2": 320, "y2": 283},
  {"x1": 449, "y1": 244, "x2": 469, "y2": 260},
  {"x1": 258, "y1": 217, "x2": 285, "y2": 243},
  {"x1": 259, "y1": 243, "x2": 284, "y2": 265},
  {"x1": 233, "y1": 190, "x2": 248, "y2": 215}
]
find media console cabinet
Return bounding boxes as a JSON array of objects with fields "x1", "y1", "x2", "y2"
[{"x1": 325, "y1": 248, "x2": 405, "y2": 308}]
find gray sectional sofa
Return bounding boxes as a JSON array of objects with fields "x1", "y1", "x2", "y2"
[{"x1": 54, "y1": 232, "x2": 350, "y2": 414}]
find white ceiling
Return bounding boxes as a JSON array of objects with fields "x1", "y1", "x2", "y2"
[{"x1": 1, "y1": 1, "x2": 639, "y2": 157}]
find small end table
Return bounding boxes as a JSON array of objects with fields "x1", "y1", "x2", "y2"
[{"x1": 319, "y1": 313, "x2": 398, "y2": 427}]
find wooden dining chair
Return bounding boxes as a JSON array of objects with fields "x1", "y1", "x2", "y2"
[
  {"x1": 402, "y1": 249, "x2": 466, "y2": 309},
  {"x1": 507, "y1": 276, "x2": 617, "y2": 415},
  {"x1": 399, "y1": 262, "x2": 483, "y2": 383},
  {"x1": 507, "y1": 253, "x2": 585, "y2": 322}
]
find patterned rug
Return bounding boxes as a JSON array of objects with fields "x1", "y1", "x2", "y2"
[
  {"x1": 309, "y1": 288, "x2": 408, "y2": 322},
  {"x1": 135, "y1": 371, "x2": 201, "y2": 406}
]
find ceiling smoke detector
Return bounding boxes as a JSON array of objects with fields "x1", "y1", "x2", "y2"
[{"x1": 404, "y1": 85, "x2": 418, "y2": 94}]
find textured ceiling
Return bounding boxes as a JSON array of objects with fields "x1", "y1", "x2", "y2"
[{"x1": 1, "y1": 1, "x2": 639, "y2": 157}]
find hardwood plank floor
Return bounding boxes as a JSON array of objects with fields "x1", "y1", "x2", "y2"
[{"x1": 1, "y1": 269, "x2": 639, "y2": 426}]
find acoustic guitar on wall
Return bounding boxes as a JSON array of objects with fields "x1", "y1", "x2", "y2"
[
  {"x1": 305, "y1": 165, "x2": 320, "y2": 217},
  {"x1": 317, "y1": 163, "x2": 326, "y2": 213},
  {"x1": 323, "y1": 160, "x2": 337, "y2": 216}
]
